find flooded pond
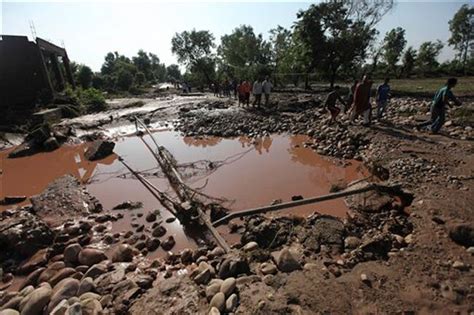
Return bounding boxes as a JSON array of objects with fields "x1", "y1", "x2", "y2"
[{"x1": 1, "y1": 131, "x2": 366, "y2": 254}]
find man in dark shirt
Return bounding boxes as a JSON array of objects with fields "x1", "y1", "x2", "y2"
[
  {"x1": 325, "y1": 86, "x2": 346, "y2": 125},
  {"x1": 417, "y1": 78, "x2": 462, "y2": 134}
]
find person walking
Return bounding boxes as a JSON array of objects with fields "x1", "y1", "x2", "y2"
[
  {"x1": 262, "y1": 76, "x2": 273, "y2": 106},
  {"x1": 376, "y1": 78, "x2": 391, "y2": 120},
  {"x1": 253, "y1": 78, "x2": 263, "y2": 107},
  {"x1": 416, "y1": 78, "x2": 462, "y2": 134},
  {"x1": 350, "y1": 75, "x2": 373, "y2": 126},
  {"x1": 324, "y1": 86, "x2": 346, "y2": 125}
]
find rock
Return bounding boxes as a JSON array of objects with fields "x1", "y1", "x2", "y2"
[
  {"x1": 112, "y1": 201, "x2": 143, "y2": 210},
  {"x1": 225, "y1": 293, "x2": 238, "y2": 312},
  {"x1": 161, "y1": 236, "x2": 176, "y2": 251},
  {"x1": 145, "y1": 212, "x2": 156, "y2": 222},
  {"x1": 50, "y1": 268, "x2": 77, "y2": 286},
  {"x1": 467, "y1": 247, "x2": 474, "y2": 254},
  {"x1": 84, "y1": 140, "x2": 115, "y2": 161},
  {"x1": 152, "y1": 226, "x2": 167, "y2": 238},
  {"x1": 452, "y1": 261, "x2": 468, "y2": 271},
  {"x1": 79, "y1": 292, "x2": 101, "y2": 301},
  {"x1": 111, "y1": 244, "x2": 134, "y2": 263},
  {"x1": 48, "y1": 278, "x2": 80, "y2": 313},
  {"x1": 66, "y1": 302, "x2": 82, "y2": 315},
  {"x1": 21, "y1": 286, "x2": 52, "y2": 315},
  {"x1": 0, "y1": 211, "x2": 54, "y2": 257},
  {"x1": 194, "y1": 268, "x2": 211, "y2": 285},
  {"x1": 44, "y1": 137, "x2": 60, "y2": 151},
  {"x1": 0, "y1": 310, "x2": 20, "y2": 315},
  {"x1": 180, "y1": 248, "x2": 193, "y2": 263},
  {"x1": 83, "y1": 264, "x2": 107, "y2": 279},
  {"x1": 17, "y1": 248, "x2": 50, "y2": 274},
  {"x1": 274, "y1": 248, "x2": 300, "y2": 272},
  {"x1": 8, "y1": 141, "x2": 38, "y2": 158},
  {"x1": 243, "y1": 241, "x2": 259, "y2": 252},
  {"x1": 209, "y1": 247, "x2": 225, "y2": 258},
  {"x1": 50, "y1": 299, "x2": 69, "y2": 315},
  {"x1": 146, "y1": 238, "x2": 161, "y2": 251},
  {"x1": 220, "y1": 277, "x2": 236, "y2": 297},
  {"x1": 209, "y1": 292, "x2": 226, "y2": 312},
  {"x1": 448, "y1": 223, "x2": 474, "y2": 247},
  {"x1": 64, "y1": 244, "x2": 83, "y2": 264},
  {"x1": 81, "y1": 298, "x2": 102, "y2": 315},
  {"x1": 77, "y1": 277, "x2": 95, "y2": 296},
  {"x1": 404, "y1": 234, "x2": 414, "y2": 244},
  {"x1": 78, "y1": 249, "x2": 107, "y2": 266},
  {"x1": 205, "y1": 281, "x2": 222, "y2": 299},
  {"x1": 19, "y1": 268, "x2": 45, "y2": 290},
  {"x1": 344, "y1": 236, "x2": 361, "y2": 249},
  {"x1": 260, "y1": 262, "x2": 277, "y2": 275},
  {"x1": 0, "y1": 296, "x2": 23, "y2": 311},
  {"x1": 360, "y1": 273, "x2": 372, "y2": 285},
  {"x1": 208, "y1": 307, "x2": 220, "y2": 315}
]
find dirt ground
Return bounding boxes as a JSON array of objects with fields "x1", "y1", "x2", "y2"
[{"x1": 0, "y1": 89, "x2": 473, "y2": 314}]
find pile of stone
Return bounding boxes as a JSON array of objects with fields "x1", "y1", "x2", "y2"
[{"x1": 8, "y1": 124, "x2": 73, "y2": 158}]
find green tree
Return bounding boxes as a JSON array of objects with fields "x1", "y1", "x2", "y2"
[
  {"x1": 166, "y1": 64, "x2": 182, "y2": 81},
  {"x1": 149, "y1": 53, "x2": 167, "y2": 82},
  {"x1": 116, "y1": 68, "x2": 134, "y2": 91},
  {"x1": 416, "y1": 40, "x2": 444, "y2": 76},
  {"x1": 135, "y1": 72, "x2": 146, "y2": 86},
  {"x1": 77, "y1": 65, "x2": 93, "y2": 89},
  {"x1": 269, "y1": 26, "x2": 293, "y2": 85},
  {"x1": 132, "y1": 50, "x2": 152, "y2": 80},
  {"x1": 448, "y1": 4, "x2": 474, "y2": 74},
  {"x1": 401, "y1": 46, "x2": 417, "y2": 78},
  {"x1": 218, "y1": 25, "x2": 272, "y2": 79},
  {"x1": 171, "y1": 29, "x2": 216, "y2": 84},
  {"x1": 383, "y1": 27, "x2": 407, "y2": 76},
  {"x1": 294, "y1": 1, "x2": 389, "y2": 87}
]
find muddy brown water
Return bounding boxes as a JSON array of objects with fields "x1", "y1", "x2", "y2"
[{"x1": 0, "y1": 131, "x2": 366, "y2": 257}]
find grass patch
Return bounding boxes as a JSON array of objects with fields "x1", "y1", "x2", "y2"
[{"x1": 391, "y1": 77, "x2": 474, "y2": 97}]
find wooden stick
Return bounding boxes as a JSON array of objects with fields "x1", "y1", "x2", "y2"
[
  {"x1": 212, "y1": 183, "x2": 387, "y2": 227},
  {"x1": 118, "y1": 157, "x2": 177, "y2": 217},
  {"x1": 134, "y1": 117, "x2": 231, "y2": 252}
]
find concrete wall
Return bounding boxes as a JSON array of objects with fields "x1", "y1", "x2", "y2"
[{"x1": 0, "y1": 35, "x2": 52, "y2": 109}]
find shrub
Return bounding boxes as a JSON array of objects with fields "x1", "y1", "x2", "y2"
[
  {"x1": 116, "y1": 68, "x2": 134, "y2": 91},
  {"x1": 79, "y1": 88, "x2": 107, "y2": 113}
]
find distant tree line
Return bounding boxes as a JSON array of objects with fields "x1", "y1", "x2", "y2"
[
  {"x1": 170, "y1": 1, "x2": 474, "y2": 88},
  {"x1": 70, "y1": 50, "x2": 182, "y2": 93},
  {"x1": 71, "y1": 1, "x2": 473, "y2": 93}
]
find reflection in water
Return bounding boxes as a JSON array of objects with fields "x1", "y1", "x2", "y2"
[
  {"x1": 1, "y1": 131, "x2": 366, "y2": 252},
  {"x1": 0, "y1": 145, "x2": 116, "y2": 210}
]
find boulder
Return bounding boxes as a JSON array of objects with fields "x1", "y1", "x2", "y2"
[
  {"x1": 84, "y1": 140, "x2": 115, "y2": 161},
  {"x1": 209, "y1": 292, "x2": 225, "y2": 312},
  {"x1": 21, "y1": 286, "x2": 52, "y2": 315},
  {"x1": 225, "y1": 293, "x2": 238, "y2": 312},
  {"x1": 48, "y1": 278, "x2": 80, "y2": 313},
  {"x1": 0, "y1": 211, "x2": 54, "y2": 258},
  {"x1": 17, "y1": 248, "x2": 50, "y2": 274},
  {"x1": 50, "y1": 299, "x2": 69, "y2": 315},
  {"x1": 111, "y1": 244, "x2": 134, "y2": 263},
  {"x1": 64, "y1": 244, "x2": 83, "y2": 264},
  {"x1": 49, "y1": 268, "x2": 77, "y2": 286},
  {"x1": 78, "y1": 248, "x2": 107, "y2": 266},
  {"x1": 0, "y1": 309, "x2": 20, "y2": 315},
  {"x1": 449, "y1": 223, "x2": 474, "y2": 247},
  {"x1": 81, "y1": 298, "x2": 103, "y2": 315},
  {"x1": 78, "y1": 277, "x2": 95, "y2": 296},
  {"x1": 220, "y1": 277, "x2": 236, "y2": 297},
  {"x1": 161, "y1": 236, "x2": 176, "y2": 251},
  {"x1": 19, "y1": 268, "x2": 46, "y2": 290},
  {"x1": 152, "y1": 226, "x2": 167, "y2": 238},
  {"x1": 274, "y1": 247, "x2": 301, "y2": 272},
  {"x1": 260, "y1": 262, "x2": 277, "y2": 275},
  {"x1": 43, "y1": 137, "x2": 60, "y2": 151},
  {"x1": 205, "y1": 281, "x2": 222, "y2": 299}
]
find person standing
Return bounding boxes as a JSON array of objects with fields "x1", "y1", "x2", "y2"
[
  {"x1": 253, "y1": 78, "x2": 263, "y2": 107},
  {"x1": 350, "y1": 75, "x2": 373, "y2": 126},
  {"x1": 262, "y1": 76, "x2": 273, "y2": 106},
  {"x1": 417, "y1": 78, "x2": 462, "y2": 134},
  {"x1": 324, "y1": 86, "x2": 346, "y2": 125},
  {"x1": 376, "y1": 78, "x2": 391, "y2": 120},
  {"x1": 239, "y1": 80, "x2": 251, "y2": 107}
]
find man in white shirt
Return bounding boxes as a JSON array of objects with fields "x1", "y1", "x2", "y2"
[
  {"x1": 262, "y1": 76, "x2": 273, "y2": 106},
  {"x1": 253, "y1": 79, "x2": 263, "y2": 107}
]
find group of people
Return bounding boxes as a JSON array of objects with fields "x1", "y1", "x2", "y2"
[
  {"x1": 324, "y1": 75, "x2": 461, "y2": 134},
  {"x1": 212, "y1": 77, "x2": 273, "y2": 108}
]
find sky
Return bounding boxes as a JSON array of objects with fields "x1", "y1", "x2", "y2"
[{"x1": 1, "y1": 1, "x2": 471, "y2": 71}]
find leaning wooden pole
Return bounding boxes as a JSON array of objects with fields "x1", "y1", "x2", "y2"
[
  {"x1": 212, "y1": 183, "x2": 402, "y2": 227},
  {"x1": 134, "y1": 117, "x2": 231, "y2": 253}
]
